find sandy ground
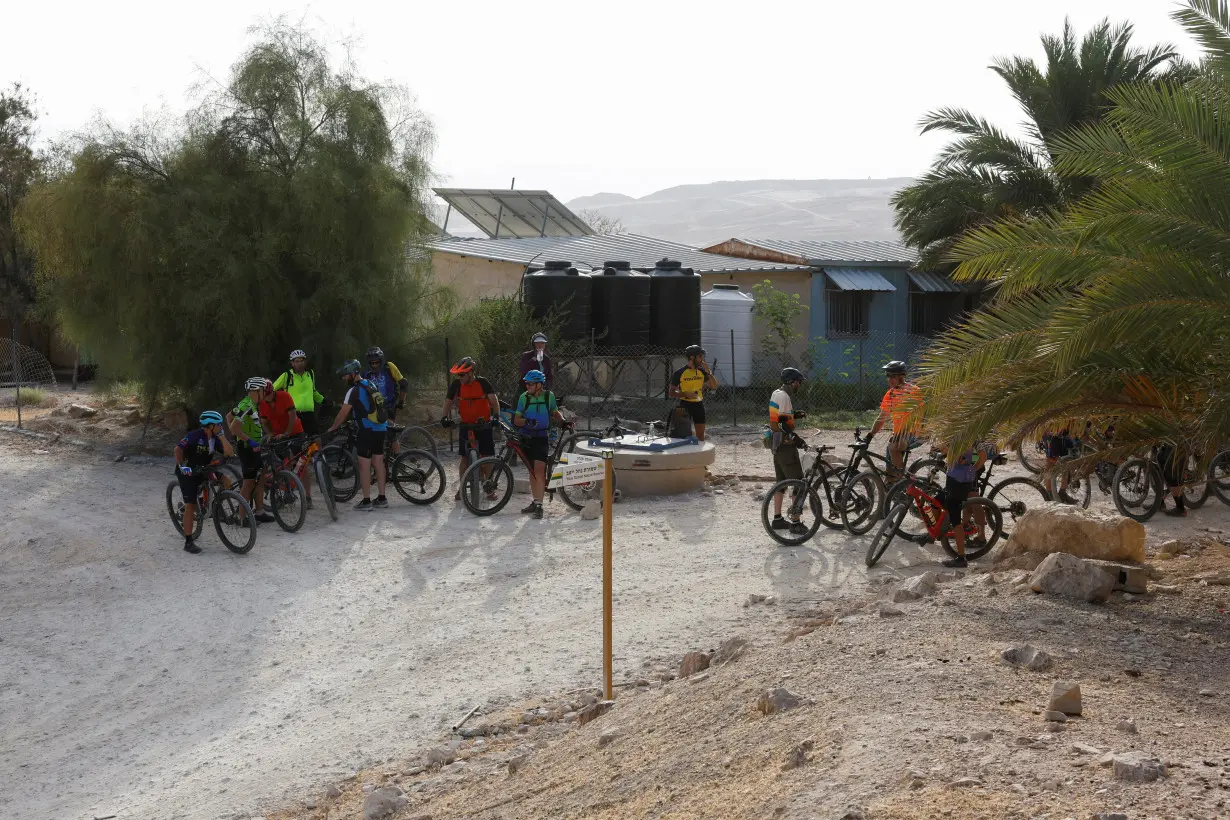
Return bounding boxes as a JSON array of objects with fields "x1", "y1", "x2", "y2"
[{"x1": 1, "y1": 425, "x2": 1228, "y2": 819}]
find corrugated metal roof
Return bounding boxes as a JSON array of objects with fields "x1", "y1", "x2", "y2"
[
  {"x1": 429, "y1": 234, "x2": 811, "y2": 274},
  {"x1": 824, "y1": 268, "x2": 897, "y2": 292},
  {"x1": 730, "y1": 239, "x2": 918, "y2": 266},
  {"x1": 908, "y1": 271, "x2": 963, "y2": 293}
]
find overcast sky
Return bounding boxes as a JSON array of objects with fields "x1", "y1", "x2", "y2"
[{"x1": 3, "y1": 0, "x2": 1201, "y2": 202}]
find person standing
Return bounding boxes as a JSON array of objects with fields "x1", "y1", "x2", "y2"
[
  {"x1": 768, "y1": 367, "x2": 809, "y2": 535},
  {"x1": 518, "y1": 332, "x2": 554, "y2": 390},
  {"x1": 226, "y1": 377, "x2": 276, "y2": 525},
  {"x1": 866, "y1": 360, "x2": 923, "y2": 481},
  {"x1": 364, "y1": 346, "x2": 408, "y2": 455},
  {"x1": 272, "y1": 349, "x2": 326, "y2": 435},
  {"x1": 513, "y1": 369, "x2": 567, "y2": 519},
  {"x1": 441, "y1": 357, "x2": 500, "y2": 500},
  {"x1": 326, "y1": 360, "x2": 389, "y2": 510},
  {"x1": 669, "y1": 344, "x2": 719, "y2": 441}
]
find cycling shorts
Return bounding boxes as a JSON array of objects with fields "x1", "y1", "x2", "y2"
[
  {"x1": 355, "y1": 426, "x2": 384, "y2": 459},
  {"x1": 177, "y1": 472, "x2": 206, "y2": 506},
  {"x1": 459, "y1": 424, "x2": 495, "y2": 458},
  {"x1": 236, "y1": 443, "x2": 263, "y2": 480},
  {"x1": 679, "y1": 400, "x2": 706, "y2": 425},
  {"x1": 525, "y1": 435, "x2": 551, "y2": 465}
]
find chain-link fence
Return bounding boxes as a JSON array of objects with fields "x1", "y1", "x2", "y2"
[
  {"x1": 417, "y1": 330, "x2": 932, "y2": 431},
  {"x1": 1, "y1": 338, "x2": 59, "y2": 428}
]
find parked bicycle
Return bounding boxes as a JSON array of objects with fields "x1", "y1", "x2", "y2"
[
  {"x1": 866, "y1": 473, "x2": 1004, "y2": 568},
  {"x1": 323, "y1": 420, "x2": 442, "y2": 506},
  {"x1": 836, "y1": 427, "x2": 927, "y2": 535},
  {"x1": 1113, "y1": 445, "x2": 1210, "y2": 522},
  {"x1": 900, "y1": 448, "x2": 1049, "y2": 540},
  {"x1": 165, "y1": 461, "x2": 257, "y2": 554},
  {"x1": 759, "y1": 442, "x2": 837, "y2": 547}
]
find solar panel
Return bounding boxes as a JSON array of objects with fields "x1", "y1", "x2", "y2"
[{"x1": 433, "y1": 188, "x2": 594, "y2": 239}]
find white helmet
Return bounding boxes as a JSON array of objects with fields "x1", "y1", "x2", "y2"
[
  {"x1": 289, "y1": 349, "x2": 307, "y2": 361},
  {"x1": 245, "y1": 376, "x2": 268, "y2": 391}
]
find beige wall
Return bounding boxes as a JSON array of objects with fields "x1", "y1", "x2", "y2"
[
  {"x1": 701, "y1": 270, "x2": 813, "y2": 360},
  {"x1": 430, "y1": 251, "x2": 526, "y2": 303}
]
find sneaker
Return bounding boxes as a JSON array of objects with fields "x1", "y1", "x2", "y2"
[
  {"x1": 788, "y1": 521, "x2": 809, "y2": 535},
  {"x1": 183, "y1": 538, "x2": 202, "y2": 555},
  {"x1": 355, "y1": 498, "x2": 373, "y2": 512},
  {"x1": 1163, "y1": 505, "x2": 1187, "y2": 517},
  {"x1": 255, "y1": 512, "x2": 276, "y2": 524},
  {"x1": 521, "y1": 501, "x2": 539, "y2": 514},
  {"x1": 533, "y1": 503, "x2": 544, "y2": 520},
  {"x1": 373, "y1": 496, "x2": 389, "y2": 509},
  {"x1": 305, "y1": 496, "x2": 313, "y2": 510},
  {"x1": 454, "y1": 489, "x2": 461, "y2": 501},
  {"x1": 942, "y1": 556, "x2": 968, "y2": 568},
  {"x1": 770, "y1": 516, "x2": 790, "y2": 531}
]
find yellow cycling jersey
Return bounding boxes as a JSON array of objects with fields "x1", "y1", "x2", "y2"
[{"x1": 672, "y1": 366, "x2": 707, "y2": 402}]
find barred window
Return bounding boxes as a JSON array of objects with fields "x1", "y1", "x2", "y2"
[
  {"x1": 909, "y1": 290, "x2": 950, "y2": 336},
  {"x1": 826, "y1": 287, "x2": 868, "y2": 338}
]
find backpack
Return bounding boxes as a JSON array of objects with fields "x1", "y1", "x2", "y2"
[
  {"x1": 670, "y1": 405, "x2": 694, "y2": 439},
  {"x1": 356, "y1": 378, "x2": 388, "y2": 426}
]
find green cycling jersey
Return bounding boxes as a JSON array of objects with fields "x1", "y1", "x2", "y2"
[{"x1": 273, "y1": 368, "x2": 325, "y2": 413}]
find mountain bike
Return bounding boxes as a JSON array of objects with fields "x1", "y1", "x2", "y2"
[
  {"x1": 760, "y1": 442, "x2": 836, "y2": 546},
  {"x1": 836, "y1": 428, "x2": 927, "y2": 535},
  {"x1": 866, "y1": 474, "x2": 1004, "y2": 568},
  {"x1": 389, "y1": 445, "x2": 447, "y2": 505},
  {"x1": 322, "y1": 420, "x2": 436, "y2": 504},
  {"x1": 255, "y1": 439, "x2": 309, "y2": 532},
  {"x1": 1211, "y1": 448, "x2": 1230, "y2": 506},
  {"x1": 898, "y1": 449, "x2": 1049, "y2": 540},
  {"x1": 1113, "y1": 445, "x2": 1210, "y2": 522},
  {"x1": 165, "y1": 462, "x2": 258, "y2": 554}
]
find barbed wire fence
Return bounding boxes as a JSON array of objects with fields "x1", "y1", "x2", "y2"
[
  {"x1": 416, "y1": 330, "x2": 932, "y2": 433},
  {"x1": 1, "y1": 338, "x2": 59, "y2": 428}
]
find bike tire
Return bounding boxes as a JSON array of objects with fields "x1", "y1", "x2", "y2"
[
  {"x1": 313, "y1": 457, "x2": 339, "y2": 521},
  {"x1": 1182, "y1": 453, "x2": 1210, "y2": 509},
  {"x1": 939, "y1": 496, "x2": 1003, "y2": 561},
  {"x1": 558, "y1": 463, "x2": 615, "y2": 511},
  {"x1": 1112, "y1": 458, "x2": 1163, "y2": 522},
  {"x1": 866, "y1": 503, "x2": 908, "y2": 567},
  {"x1": 269, "y1": 469, "x2": 307, "y2": 533},
  {"x1": 760, "y1": 479, "x2": 823, "y2": 547},
  {"x1": 989, "y1": 476, "x2": 1051, "y2": 536},
  {"x1": 166, "y1": 480, "x2": 205, "y2": 539},
  {"x1": 213, "y1": 490, "x2": 257, "y2": 554},
  {"x1": 390, "y1": 449, "x2": 447, "y2": 505},
  {"x1": 839, "y1": 470, "x2": 885, "y2": 536},
  {"x1": 1016, "y1": 439, "x2": 1046, "y2": 474},
  {"x1": 321, "y1": 444, "x2": 359, "y2": 503},
  {"x1": 815, "y1": 468, "x2": 847, "y2": 530},
  {"x1": 1211, "y1": 450, "x2": 1230, "y2": 506},
  {"x1": 908, "y1": 457, "x2": 945, "y2": 487},
  {"x1": 461, "y1": 457, "x2": 514, "y2": 516},
  {"x1": 398, "y1": 425, "x2": 439, "y2": 457}
]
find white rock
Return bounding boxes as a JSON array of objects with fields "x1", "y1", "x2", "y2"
[
  {"x1": 993, "y1": 503, "x2": 1146, "y2": 563},
  {"x1": 579, "y1": 500, "x2": 602, "y2": 520},
  {"x1": 1029, "y1": 553, "x2": 1117, "y2": 603},
  {"x1": 67, "y1": 403, "x2": 98, "y2": 418}
]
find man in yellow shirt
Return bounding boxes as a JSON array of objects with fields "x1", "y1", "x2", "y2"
[{"x1": 669, "y1": 344, "x2": 719, "y2": 441}]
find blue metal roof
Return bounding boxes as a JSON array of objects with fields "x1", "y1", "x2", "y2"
[
  {"x1": 824, "y1": 268, "x2": 896, "y2": 292},
  {"x1": 429, "y1": 234, "x2": 811, "y2": 275},
  {"x1": 908, "y1": 271, "x2": 963, "y2": 293}
]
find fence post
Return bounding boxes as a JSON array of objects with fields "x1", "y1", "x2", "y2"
[
  {"x1": 11, "y1": 326, "x2": 20, "y2": 428},
  {"x1": 730, "y1": 328, "x2": 737, "y2": 428},
  {"x1": 443, "y1": 337, "x2": 454, "y2": 453},
  {"x1": 587, "y1": 330, "x2": 595, "y2": 428},
  {"x1": 72, "y1": 345, "x2": 80, "y2": 391}
]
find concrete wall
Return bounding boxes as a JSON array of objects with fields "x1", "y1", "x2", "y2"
[{"x1": 430, "y1": 251, "x2": 526, "y2": 303}]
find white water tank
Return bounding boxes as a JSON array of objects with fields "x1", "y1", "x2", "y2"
[{"x1": 701, "y1": 284, "x2": 755, "y2": 387}]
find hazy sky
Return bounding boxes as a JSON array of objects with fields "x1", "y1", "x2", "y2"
[{"x1": 3, "y1": 0, "x2": 1201, "y2": 202}]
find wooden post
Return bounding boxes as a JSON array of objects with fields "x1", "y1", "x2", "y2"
[
  {"x1": 72, "y1": 345, "x2": 80, "y2": 391},
  {"x1": 601, "y1": 449, "x2": 614, "y2": 701}
]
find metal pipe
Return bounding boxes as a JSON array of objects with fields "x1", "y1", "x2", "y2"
[{"x1": 730, "y1": 328, "x2": 737, "y2": 428}]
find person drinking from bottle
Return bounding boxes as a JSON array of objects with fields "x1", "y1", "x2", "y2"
[
  {"x1": 226, "y1": 377, "x2": 276, "y2": 526},
  {"x1": 325, "y1": 360, "x2": 389, "y2": 511},
  {"x1": 513, "y1": 369, "x2": 566, "y2": 519},
  {"x1": 669, "y1": 344, "x2": 719, "y2": 441},
  {"x1": 518, "y1": 332, "x2": 554, "y2": 390},
  {"x1": 441, "y1": 357, "x2": 500, "y2": 501},
  {"x1": 768, "y1": 367, "x2": 810, "y2": 535},
  {"x1": 174, "y1": 410, "x2": 235, "y2": 554}
]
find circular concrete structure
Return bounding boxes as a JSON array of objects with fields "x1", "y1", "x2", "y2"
[{"x1": 575, "y1": 435, "x2": 716, "y2": 496}]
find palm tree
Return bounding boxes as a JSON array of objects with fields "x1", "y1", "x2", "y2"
[
  {"x1": 892, "y1": 19, "x2": 1190, "y2": 269},
  {"x1": 915, "y1": 0, "x2": 1230, "y2": 462}
]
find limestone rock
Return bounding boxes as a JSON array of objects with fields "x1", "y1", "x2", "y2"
[
  {"x1": 710, "y1": 636, "x2": 748, "y2": 666},
  {"x1": 1048, "y1": 681, "x2": 1082, "y2": 716},
  {"x1": 1112, "y1": 752, "x2": 1166, "y2": 782},
  {"x1": 1043, "y1": 710, "x2": 1068, "y2": 722},
  {"x1": 877, "y1": 602, "x2": 904, "y2": 617},
  {"x1": 576, "y1": 699, "x2": 615, "y2": 726},
  {"x1": 1000, "y1": 644, "x2": 1053, "y2": 671},
  {"x1": 580, "y1": 500, "x2": 602, "y2": 520},
  {"x1": 67, "y1": 403, "x2": 98, "y2": 418},
  {"x1": 994, "y1": 503, "x2": 1145, "y2": 563},
  {"x1": 756, "y1": 687, "x2": 802, "y2": 715},
  {"x1": 781, "y1": 739, "x2": 814, "y2": 770},
  {"x1": 597, "y1": 728, "x2": 620, "y2": 748},
  {"x1": 678, "y1": 651, "x2": 710, "y2": 679},
  {"x1": 1029, "y1": 553, "x2": 1117, "y2": 603},
  {"x1": 362, "y1": 786, "x2": 408, "y2": 820},
  {"x1": 892, "y1": 572, "x2": 937, "y2": 602},
  {"x1": 1116, "y1": 719, "x2": 1138, "y2": 734}
]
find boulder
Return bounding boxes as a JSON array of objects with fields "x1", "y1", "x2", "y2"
[
  {"x1": 1112, "y1": 752, "x2": 1166, "y2": 783},
  {"x1": 892, "y1": 572, "x2": 937, "y2": 602},
  {"x1": 994, "y1": 503, "x2": 1145, "y2": 563},
  {"x1": 710, "y1": 636, "x2": 748, "y2": 666},
  {"x1": 362, "y1": 786, "x2": 408, "y2": 820},
  {"x1": 580, "y1": 500, "x2": 602, "y2": 520},
  {"x1": 678, "y1": 651, "x2": 710, "y2": 679},
  {"x1": 1029, "y1": 553, "x2": 1117, "y2": 603},
  {"x1": 67, "y1": 403, "x2": 98, "y2": 419},
  {"x1": 1048, "y1": 681, "x2": 1082, "y2": 716},
  {"x1": 756, "y1": 687, "x2": 802, "y2": 715},
  {"x1": 1000, "y1": 644, "x2": 1053, "y2": 672}
]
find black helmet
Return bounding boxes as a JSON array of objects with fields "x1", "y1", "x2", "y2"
[
  {"x1": 781, "y1": 367, "x2": 805, "y2": 384},
  {"x1": 684, "y1": 344, "x2": 705, "y2": 358},
  {"x1": 882, "y1": 360, "x2": 907, "y2": 376},
  {"x1": 336, "y1": 359, "x2": 362, "y2": 376},
  {"x1": 366, "y1": 346, "x2": 384, "y2": 361}
]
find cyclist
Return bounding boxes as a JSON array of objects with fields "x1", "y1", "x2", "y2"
[
  {"x1": 513, "y1": 369, "x2": 567, "y2": 519},
  {"x1": 1044, "y1": 419, "x2": 1077, "y2": 499},
  {"x1": 174, "y1": 410, "x2": 235, "y2": 554},
  {"x1": 226, "y1": 377, "x2": 276, "y2": 526},
  {"x1": 867, "y1": 360, "x2": 923, "y2": 480},
  {"x1": 325, "y1": 359, "x2": 389, "y2": 510},
  {"x1": 272, "y1": 349, "x2": 326, "y2": 435},
  {"x1": 441, "y1": 357, "x2": 500, "y2": 500},
  {"x1": 768, "y1": 367, "x2": 810, "y2": 535},
  {"x1": 936, "y1": 442, "x2": 993, "y2": 569},
  {"x1": 518, "y1": 332, "x2": 554, "y2": 389},
  {"x1": 364, "y1": 346, "x2": 408, "y2": 455},
  {"x1": 1158, "y1": 442, "x2": 1189, "y2": 517},
  {"x1": 669, "y1": 344, "x2": 719, "y2": 441}
]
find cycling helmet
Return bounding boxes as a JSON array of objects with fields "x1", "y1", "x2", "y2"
[
  {"x1": 531, "y1": 332, "x2": 548, "y2": 344},
  {"x1": 781, "y1": 367, "x2": 805, "y2": 384},
  {"x1": 262, "y1": 379, "x2": 274, "y2": 393},
  {"x1": 524, "y1": 369, "x2": 547, "y2": 384},
  {"x1": 450, "y1": 357, "x2": 476, "y2": 375},
  {"x1": 199, "y1": 410, "x2": 224, "y2": 427},
  {"x1": 289, "y1": 349, "x2": 307, "y2": 361},
  {"x1": 245, "y1": 376, "x2": 267, "y2": 392},
  {"x1": 882, "y1": 360, "x2": 908, "y2": 376},
  {"x1": 366, "y1": 346, "x2": 384, "y2": 361},
  {"x1": 684, "y1": 344, "x2": 705, "y2": 358},
  {"x1": 336, "y1": 359, "x2": 362, "y2": 376}
]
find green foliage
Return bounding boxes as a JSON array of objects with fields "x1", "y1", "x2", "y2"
[
  {"x1": 0, "y1": 84, "x2": 42, "y2": 321},
  {"x1": 14, "y1": 386, "x2": 49, "y2": 407},
  {"x1": 456, "y1": 295, "x2": 566, "y2": 368},
  {"x1": 20, "y1": 22, "x2": 451, "y2": 407},
  {"x1": 916, "y1": 0, "x2": 1230, "y2": 458},
  {"x1": 751, "y1": 280, "x2": 807, "y2": 359}
]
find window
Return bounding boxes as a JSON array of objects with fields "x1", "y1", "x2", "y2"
[
  {"x1": 909, "y1": 288, "x2": 963, "y2": 336},
  {"x1": 826, "y1": 286, "x2": 868, "y2": 337}
]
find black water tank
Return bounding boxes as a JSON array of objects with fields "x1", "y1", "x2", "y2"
[
  {"x1": 591, "y1": 261, "x2": 652, "y2": 350},
  {"x1": 648, "y1": 258, "x2": 701, "y2": 350},
  {"x1": 524, "y1": 260, "x2": 592, "y2": 342}
]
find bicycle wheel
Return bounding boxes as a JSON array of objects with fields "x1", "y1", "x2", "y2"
[
  {"x1": 397, "y1": 425, "x2": 439, "y2": 457},
  {"x1": 989, "y1": 476, "x2": 1051, "y2": 536},
  {"x1": 908, "y1": 457, "x2": 945, "y2": 487},
  {"x1": 939, "y1": 497, "x2": 1003, "y2": 561},
  {"x1": 1182, "y1": 454, "x2": 1210, "y2": 509},
  {"x1": 321, "y1": 444, "x2": 359, "y2": 502},
  {"x1": 313, "y1": 456, "x2": 339, "y2": 521},
  {"x1": 217, "y1": 463, "x2": 243, "y2": 492},
  {"x1": 815, "y1": 468, "x2": 848, "y2": 530},
  {"x1": 165, "y1": 480, "x2": 205, "y2": 539},
  {"x1": 866, "y1": 503, "x2": 908, "y2": 567},
  {"x1": 884, "y1": 478, "x2": 938, "y2": 544},
  {"x1": 1113, "y1": 458, "x2": 1163, "y2": 522},
  {"x1": 390, "y1": 449, "x2": 447, "y2": 505},
  {"x1": 1016, "y1": 439, "x2": 1046, "y2": 474},
  {"x1": 760, "y1": 479, "x2": 823, "y2": 546},
  {"x1": 269, "y1": 469, "x2": 307, "y2": 533},
  {"x1": 838, "y1": 470, "x2": 885, "y2": 536},
  {"x1": 213, "y1": 490, "x2": 257, "y2": 554},
  {"x1": 1211, "y1": 450, "x2": 1230, "y2": 506},
  {"x1": 558, "y1": 466, "x2": 615, "y2": 511},
  {"x1": 461, "y1": 457, "x2": 514, "y2": 515}
]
